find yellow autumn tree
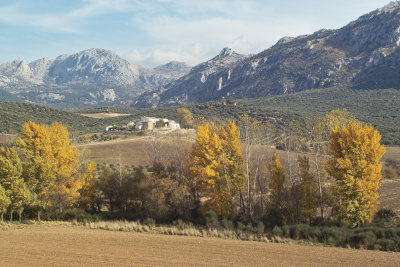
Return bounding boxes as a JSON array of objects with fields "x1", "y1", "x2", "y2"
[
  {"x1": 177, "y1": 108, "x2": 194, "y2": 128},
  {"x1": 17, "y1": 121, "x2": 54, "y2": 220},
  {"x1": 327, "y1": 122, "x2": 385, "y2": 227},
  {"x1": 17, "y1": 121, "x2": 82, "y2": 219},
  {"x1": 219, "y1": 121, "x2": 246, "y2": 197},
  {"x1": 0, "y1": 184, "x2": 11, "y2": 221},
  {"x1": 310, "y1": 108, "x2": 358, "y2": 219},
  {"x1": 191, "y1": 121, "x2": 246, "y2": 217},
  {"x1": 268, "y1": 152, "x2": 285, "y2": 207},
  {"x1": 78, "y1": 162, "x2": 97, "y2": 210},
  {"x1": 47, "y1": 123, "x2": 81, "y2": 214},
  {"x1": 191, "y1": 122, "x2": 226, "y2": 215},
  {"x1": 0, "y1": 147, "x2": 31, "y2": 221}
]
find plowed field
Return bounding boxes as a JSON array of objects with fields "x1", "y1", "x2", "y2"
[{"x1": 1, "y1": 225, "x2": 399, "y2": 266}]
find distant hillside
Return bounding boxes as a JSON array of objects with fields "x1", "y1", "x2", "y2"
[
  {"x1": 0, "y1": 102, "x2": 101, "y2": 135},
  {"x1": 80, "y1": 87, "x2": 400, "y2": 145}
]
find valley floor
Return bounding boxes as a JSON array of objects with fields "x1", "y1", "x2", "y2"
[{"x1": 1, "y1": 225, "x2": 399, "y2": 266}]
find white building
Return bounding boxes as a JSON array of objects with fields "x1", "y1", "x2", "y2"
[{"x1": 168, "y1": 121, "x2": 180, "y2": 128}]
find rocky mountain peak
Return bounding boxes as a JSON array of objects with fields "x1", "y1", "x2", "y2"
[
  {"x1": 132, "y1": 2, "x2": 400, "y2": 108},
  {"x1": 217, "y1": 47, "x2": 234, "y2": 58},
  {"x1": 378, "y1": 1, "x2": 400, "y2": 14},
  {"x1": 0, "y1": 48, "x2": 191, "y2": 108}
]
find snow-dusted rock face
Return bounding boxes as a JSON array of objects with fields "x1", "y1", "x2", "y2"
[
  {"x1": 133, "y1": 1, "x2": 400, "y2": 108},
  {"x1": 0, "y1": 48, "x2": 190, "y2": 108}
]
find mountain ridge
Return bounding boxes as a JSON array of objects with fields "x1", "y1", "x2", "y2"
[
  {"x1": 0, "y1": 48, "x2": 191, "y2": 109},
  {"x1": 132, "y1": 1, "x2": 400, "y2": 107}
]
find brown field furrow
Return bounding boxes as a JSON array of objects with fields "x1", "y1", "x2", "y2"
[{"x1": 1, "y1": 225, "x2": 400, "y2": 267}]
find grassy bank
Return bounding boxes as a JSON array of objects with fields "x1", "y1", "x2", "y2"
[{"x1": 2, "y1": 220, "x2": 400, "y2": 252}]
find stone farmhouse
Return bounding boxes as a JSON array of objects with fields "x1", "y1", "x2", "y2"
[{"x1": 132, "y1": 117, "x2": 180, "y2": 130}]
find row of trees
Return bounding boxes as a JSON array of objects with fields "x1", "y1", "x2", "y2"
[
  {"x1": 0, "y1": 109, "x2": 386, "y2": 228},
  {"x1": 187, "y1": 109, "x2": 386, "y2": 227}
]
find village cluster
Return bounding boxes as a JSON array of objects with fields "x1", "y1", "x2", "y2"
[{"x1": 106, "y1": 116, "x2": 180, "y2": 132}]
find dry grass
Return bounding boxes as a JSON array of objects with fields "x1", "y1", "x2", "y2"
[
  {"x1": 1, "y1": 223, "x2": 400, "y2": 267},
  {"x1": 80, "y1": 113, "x2": 131, "y2": 119}
]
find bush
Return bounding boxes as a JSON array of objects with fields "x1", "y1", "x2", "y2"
[
  {"x1": 373, "y1": 209, "x2": 398, "y2": 226},
  {"x1": 143, "y1": 218, "x2": 156, "y2": 228},
  {"x1": 237, "y1": 221, "x2": 246, "y2": 232},
  {"x1": 272, "y1": 226, "x2": 283, "y2": 237},
  {"x1": 55, "y1": 208, "x2": 101, "y2": 222},
  {"x1": 256, "y1": 221, "x2": 265, "y2": 235},
  {"x1": 383, "y1": 166, "x2": 398, "y2": 179},
  {"x1": 377, "y1": 239, "x2": 396, "y2": 251},
  {"x1": 289, "y1": 224, "x2": 310, "y2": 240},
  {"x1": 173, "y1": 219, "x2": 185, "y2": 230},
  {"x1": 221, "y1": 219, "x2": 234, "y2": 230},
  {"x1": 204, "y1": 211, "x2": 219, "y2": 229},
  {"x1": 350, "y1": 231, "x2": 377, "y2": 249},
  {"x1": 262, "y1": 208, "x2": 285, "y2": 229},
  {"x1": 282, "y1": 225, "x2": 290, "y2": 238}
]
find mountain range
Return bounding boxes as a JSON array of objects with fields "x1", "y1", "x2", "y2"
[
  {"x1": 133, "y1": 1, "x2": 400, "y2": 107},
  {"x1": 1, "y1": 1, "x2": 400, "y2": 109},
  {"x1": 0, "y1": 49, "x2": 190, "y2": 108}
]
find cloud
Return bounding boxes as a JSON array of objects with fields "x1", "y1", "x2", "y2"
[
  {"x1": 0, "y1": 0, "x2": 136, "y2": 33},
  {"x1": 125, "y1": 43, "x2": 207, "y2": 67},
  {"x1": 126, "y1": 0, "x2": 316, "y2": 66}
]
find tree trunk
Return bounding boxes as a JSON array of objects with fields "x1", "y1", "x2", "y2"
[
  {"x1": 314, "y1": 153, "x2": 324, "y2": 220},
  {"x1": 37, "y1": 210, "x2": 41, "y2": 222},
  {"x1": 19, "y1": 213, "x2": 22, "y2": 222},
  {"x1": 1, "y1": 213, "x2": 3, "y2": 222},
  {"x1": 9, "y1": 211, "x2": 13, "y2": 222}
]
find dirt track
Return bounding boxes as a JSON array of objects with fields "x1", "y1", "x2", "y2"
[{"x1": 1, "y1": 225, "x2": 399, "y2": 267}]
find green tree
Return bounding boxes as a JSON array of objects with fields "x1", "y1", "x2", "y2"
[
  {"x1": 177, "y1": 108, "x2": 194, "y2": 128},
  {"x1": 156, "y1": 119, "x2": 165, "y2": 128},
  {"x1": 327, "y1": 122, "x2": 385, "y2": 227},
  {"x1": 297, "y1": 155, "x2": 318, "y2": 223},
  {"x1": 0, "y1": 147, "x2": 31, "y2": 221},
  {"x1": 0, "y1": 184, "x2": 11, "y2": 221}
]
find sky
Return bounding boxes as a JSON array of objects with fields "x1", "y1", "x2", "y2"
[{"x1": 0, "y1": 0, "x2": 394, "y2": 67}]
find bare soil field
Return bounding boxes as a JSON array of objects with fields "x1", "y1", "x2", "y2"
[
  {"x1": 78, "y1": 129, "x2": 195, "y2": 166},
  {"x1": 80, "y1": 112, "x2": 131, "y2": 119},
  {"x1": 382, "y1": 146, "x2": 400, "y2": 162},
  {"x1": 0, "y1": 225, "x2": 399, "y2": 267},
  {"x1": 0, "y1": 133, "x2": 17, "y2": 144},
  {"x1": 379, "y1": 178, "x2": 400, "y2": 214}
]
